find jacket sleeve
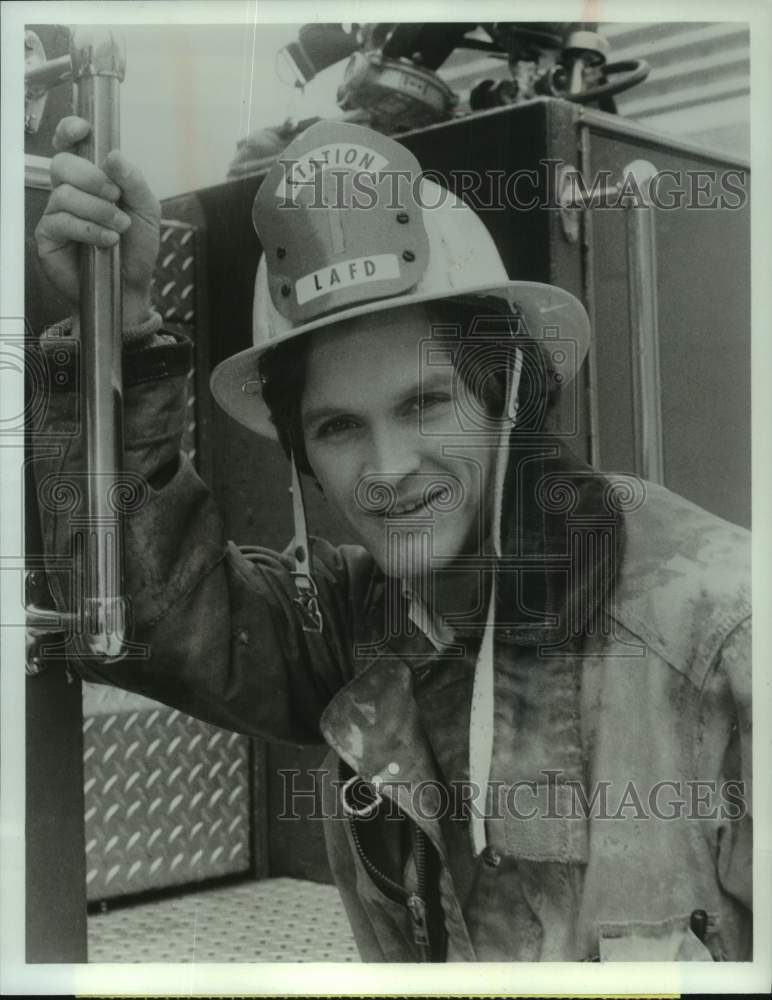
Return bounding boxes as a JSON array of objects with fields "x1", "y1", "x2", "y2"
[
  {"x1": 31, "y1": 330, "x2": 372, "y2": 746},
  {"x1": 703, "y1": 615, "x2": 753, "y2": 912}
]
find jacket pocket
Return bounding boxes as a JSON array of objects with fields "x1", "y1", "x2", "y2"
[{"x1": 597, "y1": 911, "x2": 720, "y2": 961}]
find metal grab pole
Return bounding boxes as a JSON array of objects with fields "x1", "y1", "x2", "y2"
[
  {"x1": 624, "y1": 159, "x2": 664, "y2": 484},
  {"x1": 70, "y1": 27, "x2": 129, "y2": 659}
]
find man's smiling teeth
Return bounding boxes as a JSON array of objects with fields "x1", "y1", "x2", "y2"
[
  {"x1": 389, "y1": 486, "x2": 450, "y2": 515},
  {"x1": 391, "y1": 497, "x2": 425, "y2": 515}
]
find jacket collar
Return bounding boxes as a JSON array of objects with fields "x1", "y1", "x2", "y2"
[{"x1": 319, "y1": 652, "x2": 449, "y2": 855}]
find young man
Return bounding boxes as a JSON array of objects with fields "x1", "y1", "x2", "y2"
[{"x1": 34, "y1": 118, "x2": 751, "y2": 962}]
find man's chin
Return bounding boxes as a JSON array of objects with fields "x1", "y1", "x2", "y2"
[
  {"x1": 374, "y1": 538, "x2": 454, "y2": 582},
  {"x1": 354, "y1": 516, "x2": 470, "y2": 578}
]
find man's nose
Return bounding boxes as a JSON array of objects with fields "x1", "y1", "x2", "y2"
[
  {"x1": 363, "y1": 425, "x2": 423, "y2": 481},
  {"x1": 356, "y1": 428, "x2": 423, "y2": 515}
]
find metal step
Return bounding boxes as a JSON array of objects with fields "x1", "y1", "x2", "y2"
[{"x1": 87, "y1": 877, "x2": 360, "y2": 963}]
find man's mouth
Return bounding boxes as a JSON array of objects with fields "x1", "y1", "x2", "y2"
[{"x1": 388, "y1": 485, "x2": 453, "y2": 517}]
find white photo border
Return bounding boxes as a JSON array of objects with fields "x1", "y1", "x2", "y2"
[{"x1": 1, "y1": 0, "x2": 770, "y2": 994}]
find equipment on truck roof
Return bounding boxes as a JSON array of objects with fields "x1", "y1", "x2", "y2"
[{"x1": 228, "y1": 21, "x2": 650, "y2": 180}]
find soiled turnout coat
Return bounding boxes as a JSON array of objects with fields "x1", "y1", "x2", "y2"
[{"x1": 35, "y1": 331, "x2": 752, "y2": 962}]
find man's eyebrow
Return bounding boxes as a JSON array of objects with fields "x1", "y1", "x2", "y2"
[
  {"x1": 415, "y1": 370, "x2": 454, "y2": 394},
  {"x1": 301, "y1": 404, "x2": 351, "y2": 429}
]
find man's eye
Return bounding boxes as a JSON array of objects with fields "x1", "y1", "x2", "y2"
[{"x1": 411, "y1": 393, "x2": 451, "y2": 414}]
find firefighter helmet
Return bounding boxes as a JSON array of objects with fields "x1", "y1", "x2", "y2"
[{"x1": 210, "y1": 120, "x2": 590, "y2": 438}]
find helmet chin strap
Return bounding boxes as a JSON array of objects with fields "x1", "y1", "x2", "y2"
[
  {"x1": 491, "y1": 344, "x2": 523, "y2": 562},
  {"x1": 468, "y1": 344, "x2": 523, "y2": 856},
  {"x1": 289, "y1": 452, "x2": 323, "y2": 633}
]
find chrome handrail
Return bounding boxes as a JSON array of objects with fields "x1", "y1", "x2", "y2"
[
  {"x1": 26, "y1": 27, "x2": 130, "y2": 671},
  {"x1": 624, "y1": 159, "x2": 664, "y2": 484}
]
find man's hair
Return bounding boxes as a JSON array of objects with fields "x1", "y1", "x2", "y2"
[{"x1": 258, "y1": 297, "x2": 562, "y2": 477}]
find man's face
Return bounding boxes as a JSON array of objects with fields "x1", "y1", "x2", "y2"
[{"x1": 301, "y1": 304, "x2": 499, "y2": 580}]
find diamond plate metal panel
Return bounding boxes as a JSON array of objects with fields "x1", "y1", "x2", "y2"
[
  {"x1": 151, "y1": 220, "x2": 198, "y2": 463},
  {"x1": 83, "y1": 707, "x2": 250, "y2": 901},
  {"x1": 151, "y1": 222, "x2": 197, "y2": 327}
]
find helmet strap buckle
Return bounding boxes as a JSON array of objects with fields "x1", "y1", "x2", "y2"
[{"x1": 290, "y1": 571, "x2": 323, "y2": 633}]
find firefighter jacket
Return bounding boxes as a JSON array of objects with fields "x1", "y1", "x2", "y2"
[{"x1": 34, "y1": 331, "x2": 752, "y2": 962}]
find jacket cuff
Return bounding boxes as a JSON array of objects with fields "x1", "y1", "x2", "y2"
[
  {"x1": 123, "y1": 333, "x2": 193, "y2": 386},
  {"x1": 39, "y1": 328, "x2": 193, "y2": 390}
]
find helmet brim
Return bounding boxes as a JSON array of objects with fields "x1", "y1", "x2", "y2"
[{"x1": 210, "y1": 280, "x2": 590, "y2": 439}]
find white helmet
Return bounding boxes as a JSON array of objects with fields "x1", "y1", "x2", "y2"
[{"x1": 210, "y1": 120, "x2": 590, "y2": 438}]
